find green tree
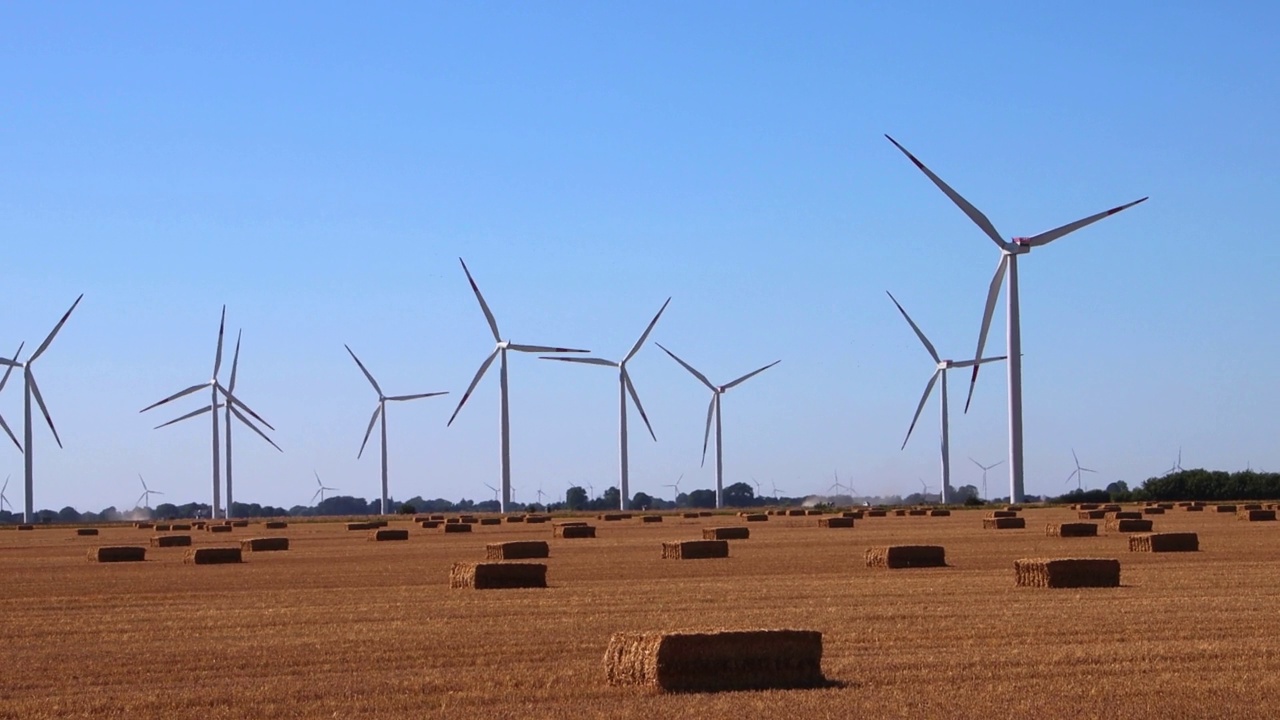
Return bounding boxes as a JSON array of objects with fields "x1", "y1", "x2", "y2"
[
  {"x1": 631, "y1": 492, "x2": 655, "y2": 511},
  {"x1": 686, "y1": 489, "x2": 716, "y2": 508},
  {"x1": 601, "y1": 486, "x2": 621, "y2": 508},
  {"x1": 722, "y1": 482, "x2": 755, "y2": 507},
  {"x1": 566, "y1": 486, "x2": 587, "y2": 511}
]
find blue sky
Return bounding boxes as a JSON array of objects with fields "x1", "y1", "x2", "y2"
[{"x1": 2, "y1": 3, "x2": 1277, "y2": 511}]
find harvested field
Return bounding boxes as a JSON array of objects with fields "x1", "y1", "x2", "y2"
[
  {"x1": 662, "y1": 540, "x2": 729, "y2": 559},
  {"x1": 1239, "y1": 510, "x2": 1276, "y2": 522},
  {"x1": 1106, "y1": 518, "x2": 1154, "y2": 533},
  {"x1": 183, "y1": 547, "x2": 243, "y2": 565},
  {"x1": 555, "y1": 525, "x2": 596, "y2": 539},
  {"x1": 87, "y1": 546, "x2": 146, "y2": 563},
  {"x1": 603, "y1": 629, "x2": 824, "y2": 692},
  {"x1": 866, "y1": 545, "x2": 946, "y2": 568},
  {"x1": 703, "y1": 527, "x2": 750, "y2": 540},
  {"x1": 76, "y1": 528, "x2": 98, "y2": 536},
  {"x1": 1014, "y1": 558, "x2": 1120, "y2": 588},
  {"x1": 450, "y1": 561, "x2": 547, "y2": 589},
  {"x1": 241, "y1": 537, "x2": 290, "y2": 552},
  {"x1": 369, "y1": 529, "x2": 409, "y2": 542},
  {"x1": 149, "y1": 535, "x2": 192, "y2": 548},
  {"x1": 1046, "y1": 523, "x2": 1098, "y2": 537},
  {"x1": 1129, "y1": 533, "x2": 1199, "y2": 553},
  {"x1": 983, "y1": 517, "x2": 1026, "y2": 530},
  {"x1": 485, "y1": 541, "x2": 549, "y2": 560},
  {"x1": 818, "y1": 517, "x2": 854, "y2": 528}
]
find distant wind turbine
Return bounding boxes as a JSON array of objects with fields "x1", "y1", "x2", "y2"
[
  {"x1": 664, "y1": 473, "x2": 684, "y2": 502},
  {"x1": 1165, "y1": 447, "x2": 1185, "y2": 476},
  {"x1": 657, "y1": 343, "x2": 779, "y2": 509},
  {"x1": 1066, "y1": 449, "x2": 1098, "y2": 491},
  {"x1": 541, "y1": 297, "x2": 669, "y2": 511},
  {"x1": 311, "y1": 471, "x2": 336, "y2": 505},
  {"x1": 447, "y1": 259, "x2": 588, "y2": 513},
  {"x1": 887, "y1": 135, "x2": 1146, "y2": 503},
  {"x1": 136, "y1": 475, "x2": 163, "y2": 509},
  {"x1": 970, "y1": 457, "x2": 1004, "y2": 500},
  {"x1": 0, "y1": 344, "x2": 23, "y2": 453},
  {"x1": 484, "y1": 482, "x2": 500, "y2": 504},
  {"x1": 0, "y1": 475, "x2": 11, "y2": 513}
]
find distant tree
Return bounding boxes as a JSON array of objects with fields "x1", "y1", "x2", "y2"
[
  {"x1": 722, "y1": 482, "x2": 755, "y2": 508},
  {"x1": 686, "y1": 489, "x2": 716, "y2": 509},
  {"x1": 565, "y1": 486, "x2": 587, "y2": 511},
  {"x1": 154, "y1": 502, "x2": 178, "y2": 519},
  {"x1": 398, "y1": 503, "x2": 417, "y2": 515},
  {"x1": 953, "y1": 485, "x2": 979, "y2": 503},
  {"x1": 57, "y1": 506, "x2": 82, "y2": 523},
  {"x1": 601, "y1": 486, "x2": 621, "y2": 508},
  {"x1": 631, "y1": 492, "x2": 654, "y2": 511}
]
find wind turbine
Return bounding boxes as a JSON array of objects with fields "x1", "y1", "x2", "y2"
[
  {"x1": 970, "y1": 457, "x2": 1004, "y2": 500},
  {"x1": 656, "y1": 343, "x2": 779, "y2": 509},
  {"x1": 483, "y1": 482, "x2": 500, "y2": 504},
  {"x1": 224, "y1": 331, "x2": 282, "y2": 519},
  {"x1": 664, "y1": 473, "x2": 684, "y2": 503},
  {"x1": 886, "y1": 136, "x2": 1146, "y2": 503},
  {"x1": 918, "y1": 478, "x2": 930, "y2": 503},
  {"x1": 0, "y1": 344, "x2": 23, "y2": 454},
  {"x1": 0, "y1": 475, "x2": 11, "y2": 513},
  {"x1": 887, "y1": 291, "x2": 1006, "y2": 504},
  {"x1": 446, "y1": 259, "x2": 588, "y2": 513},
  {"x1": 1165, "y1": 447, "x2": 1185, "y2": 476},
  {"x1": 0, "y1": 295, "x2": 83, "y2": 523},
  {"x1": 1065, "y1": 449, "x2": 1098, "y2": 491},
  {"x1": 540, "y1": 298, "x2": 669, "y2": 511},
  {"x1": 311, "y1": 470, "x2": 337, "y2": 505},
  {"x1": 346, "y1": 344, "x2": 448, "y2": 515},
  {"x1": 141, "y1": 307, "x2": 276, "y2": 519},
  {"x1": 136, "y1": 475, "x2": 163, "y2": 510},
  {"x1": 771, "y1": 481, "x2": 783, "y2": 502}
]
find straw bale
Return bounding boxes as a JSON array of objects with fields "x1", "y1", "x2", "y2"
[
  {"x1": 183, "y1": 547, "x2": 243, "y2": 565},
  {"x1": 603, "y1": 629, "x2": 825, "y2": 692},
  {"x1": 486, "y1": 541, "x2": 549, "y2": 560},
  {"x1": 1078, "y1": 510, "x2": 1107, "y2": 519},
  {"x1": 599, "y1": 513, "x2": 626, "y2": 521},
  {"x1": 1101, "y1": 504, "x2": 1121, "y2": 512},
  {"x1": 703, "y1": 527, "x2": 750, "y2": 540},
  {"x1": 893, "y1": 509, "x2": 907, "y2": 516},
  {"x1": 76, "y1": 528, "x2": 99, "y2": 536},
  {"x1": 458, "y1": 516, "x2": 478, "y2": 524},
  {"x1": 841, "y1": 511, "x2": 864, "y2": 519},
  {"x1": 662, "y1": 540, "x2": 729, "y2": 559},
  {"x1": 429, "y1": 514, "x2": 445, "y2": 521},
  {"x1": 555, "y1": 524, "x2": 596, "y2": 539},
  {"x1": 1014, "y1": 558, "x2": 1120, "y2": 588},
  {"x1": 478, "y1": 517, "x2": 501, "y2": 526},
  {"x1": 554, "y1": 521, "x2": 588, "y2": 527},
  {"x1": 150, "y1": 534, "x2": 192, "y2": 548},
  {"x1": 865, "y1": 545, "x2": 946, "y2": 568},
  {"x1": 743, "y1": 514, "x2": 768, "y2": 522},
  {"x1": 1046, "y1": 523, "x2": 1098, "y2": 537},
  {"x1": 1184, "y1": 505, "x2": 1204, "y2": 512},
  {"x1": 419, "y1": 520, "x2": 442, "y2": 529},
  {"x1": 806, "y1": 509, "x2": 824, "y2": 516},
  {"x1": 263, "y1": 521, "x2": 287, "y2": 530},
  {"x1": 524, "y1": 516, "x2": 551, "y2": 524},
  {"x1": 866, "y1": 510, "x2": 887, "y2": 517},
  {"x1": 1239, "y1": 509, "x2": 1277, "y2": 522},
  {"x1": 818, "y1": 517, "x2": 854, "y2": 528},
  {"x1": 1006, "y1": 505, "x2": 1024, "y2": 511},
  {"x1": 1241, "y1": 504, "x2": 1263, "y2": 511},
  {"x1": 17, "y1": 524, "x2": 33, "y2": 531},
  {"x1": 445, "y1": 517, "x2": 460, "y2": 524},
  {"x1": 698, "y1": 512, "x2": 712, "y2": 517},
  {"x1": 1129, "y1": 532, "x2": 1199, "y2": 552},
  {"x1": 230, "y1": 520, "x2": 249, "y2": 528},
  {"x1": 1105, "y1": 518, "x2": 1154, "y2": 533},
  {"x1": 505, "y1": 515, "x2": 526, "y2": 523},
  {"x1": 641, "y1": 515, "x2": 664, "y2": 523},
  {"x1": 983, "y1": 517, "x2": 1026, "y2": 529},
  {"x1": 1156, "y1": 503, "x2": 1175, "y2": 510},
  {"x1": 369, "y1": 529, "x2": 409, "y2": 542},
  {"x1": 346, "y1": 522, "x2": 377, "y2": 531},
  {"x1": 990, "y1": 510, "x2": 1018, "y2": 518},
  {"x1": 208, "y1": 524, "x2": 233, "y2": 533},
  {"x1": 786, "y1": 509, "x2": 807, "y2": 517},
  {"x1": 192, "y1": 522, "x2": 207, "y2": 529},
  {"x1": 241, "y1": 537, "x2": 289, "y2": 552},
  {"x1": 171, "y1": 524, "x2": 192, "y2": 531},
  {"x1": 1142, "y1": 507, "x2": 1166, "y2": 515},
  {"x1": 441, "y1": 523, "x2": 472, "y2": 533},
  {"x1": 681, "y1": 512, "x2": 700, "y2": 519},
  {"x1": 928, "y1": 509, "x2": 951, "y2": 517},
  {"x1": 450, "y1": 561, "x2": 547, "y2": 589},
  {"x1": 1113, "y1": 511, "x2": 1142, "y2": 520},
  {"x1": 907, "y1": 509, "x2": 928, "y2": 516},
  {"x1": 153, "y1": 524, "x2": 172, "y2": 532},
  {"x1": 413, "y1": 516, "x2": 432, "y2": 523},
  {"x1": 1215, "y1": 504, "x2": 1237, "y2": 513},
  {"x1": 1076, "y1": 503, "x2": 1101, "y2": 511},
  {"x1": 87, "y1": 546, "x2": 146, "y2": 563},
  {"x1": 133, "y1": 521, "x2": 153, "y2": 529}
]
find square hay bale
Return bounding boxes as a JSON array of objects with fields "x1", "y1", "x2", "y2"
[
  {"x1": 1101, "y1": 504, "x2": 1121, "y2": 512},
  {"x1": 865, "y1": 545, "x2": 946, "y2": 569},
  {"x1": 743, "y1": 513, "x2": 768, "y2": 522},
  {"x1": 171, "y1": 524, "x2": 192, "y2": 531},
  {"x1": 208, "y1": 524, "x2": 233, "y2": 533},
  {"x1": 983, "y1": 517, "x2": 1026, "y2": 530},
  {"x1": 603, "y1": 629, "x2": 825, "y2": 692},
  {"x1": 1112, "y1": 511, "x2": 1143, "y2": 520},
  {"x1": 641, "y1": 515, "x2": 664, "y2": 523},
  {"x1": 17, "y1": 524, "x2": 34, "y2": 531},
  {"x1": 241, "y1": 537, "x2": 289, "y2": 552},
  {"x1": 419, "y1": 520, "x2": 442, "y2": 529},
  {"x1": 183, "y1": 547, "x2": 243, "y2": 565},
  {"x1": 866, "y1": 510, "x2": 887, "y2": 517},
  {"x1": 524, "y1": 515, "x2": 551, "y2": 524},
  {"x1": 1078, "y1": 510, "x2": 1107, "y2": 519},
  {"x1": 841, "y1": 511, "x2": 864, "y2": 519},
  {"x1": 230, "y1": 520, "x2": 249, "y2": 528},
  {"x1": 76, "y1": 528, "x2": 99, "y2": 536},
  {"x1": 681, "y1": 512, "x2": 701, "y2": 519},
  {"x1": 786, "y1": 509, "x2": 807, "y2": 517},
  {"x1": 554, "y1": 521, "x2": 588, "y2": 527},
  {"x1": 1215, "y1": 504, "x2": 1237, "y2": 513},
  {"x1": 703, "y1": 527, "x2": 750, "y2": 540},
  {"x1": 441, "y1": 523, "x2": 472, "y2": 534},
  {"x1": 153, "y1": 524, "x2": 172, "y2": 532},
  {"x1": 892, "y1": 509, "x2": 907, "y2": 516},
  {"x1": 505, "y1": 515, "x2": 526, "y2": 523},
  {"x1": 662, "y1": 540, "x2": 729, "y2": 560},
  {"x1": 805, "y1": 509, "x2": 824, "y2": 516},
  {"x1": 133, "y1": 521, "x2": 153, "y2": 529},
  {"x1": 599, "y1": 513, "x2": 626, "y2": 521},
  {"x1": 1106, "y1": 518, "x2": 1154, "y2": 533},
  {"x1": 150, "y1": 534, "x2": 192, "y2": 548},
  {"x1": 1076, "y1": 503, "x2": 1101, "y2": 511},
  {"x1": 1241, "y1": 503, "x2": 1263, "y2": 511},
  {"x1": 88, "y1": 546, "x2": 146, "y2": 563},
  {"x1": 1014, "y1": 558, "x2": 1120, "y2": 588},
  {"x1": 486, "y1": 541, "x2": 549, "y2": 560},
  {"x1": 458, "y1": 516, "x2": 478, "y2": 524},
  {"x1": 990, "y1": 510, "x2": 1018, "y2": 518},
  {"x1": 450, "y1": 561, "x2": 547, "y2": 589},
  {"x1": 1046, "y1": 523, "x2": 1099, "y2": 537},
  {"x1": 818, "y1": 517, "x2": 855, "y2": 528},
  {"x1": 1129, "y1": 532, "x2": 1199, "y2": 552},
  {"x1": 429, "y1": 514, "x2": 445, "y2": 521},
  {"x1": 445, "y1": 517, "x2": 461, "y2": 524},
  {"x1": 369, "y1": 529, "x2": 409, "y2": 542},
  {"x1": 478, "y1": 517, "x2": 501, "y2": 526},
  {"x1": 1239, "y1": 509, "x2": 1277, "y2": 522},
  {"x1": 1156, "y1": 503, "x2": 1175, "y2": 510},
  {"x1": 1184, "y1": 505, "x2": 1204, "y2": 512},
  {"x1": 346, "y1": 522, "x2": 377, "y2": 531},
  {"x1": 263, "y1": 521, "x2": 287, "y2": 530},
  {"x1": 191, "y1": 522, "x2": 207, "y2": 529},
  {"x1": 698, "y1": 511, "x2": 712, "y2": 517},
  {"x1": 1005, "y1": 505, "x2": 1024, "y2": 511},
  {"x1": 928, "y1": 509, "x2": 951, "y2": 517},
  {"x1": 555, "y1": 525, "x2": 597, "y2": 539},
  {"x1": 906, "y1": 509, "x2": 928, "y2": 516},
  {"x1": 1142, "y1": 507, "x2": 1166, "y2": 515},
  {"x1": 412, "y1": 516, "x2": 432, "y2": 523}
]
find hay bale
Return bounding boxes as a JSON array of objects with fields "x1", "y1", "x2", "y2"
[
  {"x1": 554, "y1": 521, "x2": 588, "y2": 528},
  {"x1": 1184, "y1": 505, "x2": 1204, "y2": 512},
  {"x1": 150, "y1": 535, "x2": 192, "y2": 547},
  {"x1": 429, "y1": 514, "x2": 445, "y2": 521},
  {"x1": 1142, "y1": 507, "x2": 1165, "y2": 515},
  {"x1": 1156, "y1": 503, "x2": 1175, "y2": 510},
  {"x1": 524, "y1": 515, "x2": 551, "y2": 524},
  {"x1": 419, "y1": 520, "x2": 442, "y2": 529},
  {"x1": 662, "y1": 540, "x2": 729, "y2": 559},
  {"x1": 599, "y1": 513, "x2": 626, "y2": 521},
  {"x1": 441, "y1": 523, "x2": 472, "y2": 534},
  {"x1": 743, "y1": 514, "x2": 768, "y2": 522},
  {"x1": 818, "y1": 517, "x2": 854, "y2": 528},
  {"x1": 1129, "y1": 532, "x2": 1199, "y2": 552},
  {"x1": 703, "y1": 527, "x2": 750, "y2": 540},
  {"x1": 841, "y1": 511, "x2": 865, "y2": 519},
  {"x1": 192, "y1": 522, "x2": 207, "y2": 529},
  {"x1": 486, "y1": 541, "x2": 549, "y2": 560},
  {"x1": 153, "y1": 524, "x2": 172, "y2": 532},
  {"x1": 16, "y1": 524, "x2": 33, "y2": 531},
  {"x1": 369, "y1": 529, "x2": 409, "y2": 542},
  {"x1": 87, "y1": 546, "x2": 146, "y2": 563},
  {"x1": 208, "y1": 524, "x2": 233, "y2": 533},
  {"x1": 183, "y1": 547, "x2": 243, "y2": 565},
  {"x1": 1078, "y1": 510, "x2": 1107, "y2": 519},
  {"x1": 230, "y1": 520, "x2": 249, "y2": 528},
  {"x1": 1046, "y1": 523, "x2": 1098, "y2": 537},
  {"x1": 892, "y1": 509, "x2": 907, "y2": 516},
  {"x1": 681, "y1": 512, "x2": 701, "y2": 519},
  {"x1": 866, "y1": 510, "x2": 887, "y2": 517},
  {"x1": 171, "y1": 524, "x2": 192, "y2": 531},
  {"x1": 1113, "y1": 511, "x2": 1142, "y2": 520},
  {"x1": 1241, "y1": 504, "x2": 1263, "y2": 511},
  {"x1": 1076, "y1": 503, "x2": 1101, "y2": 511},
  {"x1": 1005, "y1": 505, "x2": 1024, "y2": 511},
  {"x1": 641, "y1": 515, "x2": 664, "y2": 523},
  {"x1": 1105, "y1": 518, "x2": 1154, "y2": 533},
  {"x1": 1014, "y1": 558, "x2": 1120, "y2": 588},
  {"x1": 805, "y1": 509, "x2": 824, "y2": 516},
  {"x1": 1215, "y1": 504, "x2": 1237, "y2": 513},
  {"x1": 263, "y1": 521, "x2": 287, "y2": 530},
  {"x1": 445, "y1": 517, "x2": 461, "y2": 524},
  {"x1": 240, "y1": 537, "x2": 289, "y2": 552},
  {"x1": 906, "y1": 509, "x2": 928, "y2": 516},
  {"x1": 76, "y1": 528, "x2": 99, "y2": 536},
  {"x1": 928, "y1": 509, "x2": 951, "y2": 517},
  {"x1": 603, "y1": 629, "x2": 825, "y2": 692},
  {"x1": 458, "y1": 516, "x2": 478, "y2": 524},
  {"x1": 555, "y1": 525, "x2": 596, "y2": 539},
  {"x1": 865, "y1": 545, "x2": 946, "y2": 569},
  {"x1": 505, "y1": 515, "x2": 526, "y2": 523},
  {"x1": 990, "y1": 510, "x2": 1018, "y2": 518},
  {"x1": 133, "y1": 521, "x2": 153, "y2": 529},
  {"x1": 347, "y1": 521, "x2": 377, "y2": 531},
  {"x1": 450, "y1": 561, "x2": 547, "y2": 589},
  {"x1": 786, "y1": 509, "x2": 807, "y2": 517},
  {"x1": 983, "y1": 517, "x2": 1026, "y2": 529},
  {"x1": 478, "y1": 517, "x2": 501, "y2": 526},
  {"x1": 698, "y1": 511, "x2": 712, "y2": 517},
  {"x1": 1239, "y1": 509, "x2": 1276, "y2": 522},
  {"x1": 1101, "y1": 504, "x2": 1121, "y2": 512}
]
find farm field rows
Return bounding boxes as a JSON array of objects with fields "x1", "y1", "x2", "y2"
[{"x1": 2, "y1": 507, "x2": 1279, "y2": 719}]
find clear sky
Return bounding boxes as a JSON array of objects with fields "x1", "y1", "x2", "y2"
[{"x1": 2, "y1": 2, "x2": 1277, "y2": 512}]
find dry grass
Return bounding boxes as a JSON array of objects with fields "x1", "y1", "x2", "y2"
[{"x1": 603, "y1": 629, "x2": 825, "y2": 692}]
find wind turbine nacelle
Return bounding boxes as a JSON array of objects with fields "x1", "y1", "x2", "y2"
[{"x1": 1008, "y1": 239, "x2": 1033, "y2": 253}]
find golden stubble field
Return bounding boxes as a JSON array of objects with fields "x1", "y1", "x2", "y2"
[{"x1": 2, "y1": 507, "x2": 1279, "y2": 719}]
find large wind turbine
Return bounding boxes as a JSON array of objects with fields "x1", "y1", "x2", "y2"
[
  {"x1": 447, "y1": 259, "x2": 588, "y2": 513},
  {"x1": 656, "y1": 343, "x2": 778, "y2": 509},
  {"x1": 886, "y1": 135, "x2": 1146, "y2": 502},
  {"x1": 346, "y1": 344, "x2": 447, "y2": 515},
  {"x1": 540, "y1": 298, "x2": 669, "y2": 511},
  {"x1": 0, "y1": 295, "x2": 83, "y2": 523},
  {"x1": 223, "y1": 331, "x2": 282, "y2": 518},
  {"x1": 887, "y1": 291, "x2": 1005, "y2": 504}
]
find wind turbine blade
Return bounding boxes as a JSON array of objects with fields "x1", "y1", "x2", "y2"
[
  {"x1": 230, "y1": 405, "x2": 282, "y2": 451},
  {"x1": 1072, "y1": 448, "x2": 1080, "y2": 467},
  {"x1": 539, "y1": 357, "x2": 618, "y2": 367},
  {"x1": 140, "y1": 382, "x2": 207, "y2": 413},
  {"x1": 212, "y1": 306, "x2": 227, "y2": 379},
  {"x1": 447, "y1": 348, "x2": 499, "y2": 426},
  {"x1": 358, "y1": 405, "x2": 382, "y2": 459},
  {"x1": 508, "y1": 343, "x2": 589, "y2": 353},
  {"x1": 655, "y1": 343, "x2": 716, "y2": 391},
  {"x1": 387, "y1": 391, "x2": 448, "y2": 401},
  {"x1": 885, "y1": 136, "x2": 1006, "y2": 249},
  {"x1": 623, "y1": 297, "x2": 671, "y2": 364},
  {"x1": 622, "y1": 369, "x2": 656, "y2": 442},
  {"x1": 0, "y1": 414, "x2": 22, "y2": 453},
  {"x1": 29, "y1": 294, "x2": 83, "y2": 363},
  {"x1": 969, "y1": 457, "x2": 984, "y2": 469},
  {"x1": 27, "y1": 372, "x2": 62, "y2": 448},
  {"x1": 217, "y1": 385, "x2": 275, "y2": 431},
  {"x1": 152, "y1": 489, "x2": 164, "y2": 495},
  {"x1": 722, "y1": 360, "x2": 780, "y2": 390},
  {"x1": 228, "y1": 330, "x2": 242, "y2": 392},
  {"x1": 1082, "y1": 467, "x2": 1097, "y2": 473},
  {"x1": 964, "y1": 254, "x2": 1008, "y2": 414},
  {"x1": 459, "y1": 258, "x2": 502, "y2": 342},
  {"x1": 885, "y1": 291, "x2": 940, "y2": 363},
  {"x1": 139, "y1": 474, "x2": 148, "y2": 491},
  {"x1": 344, "y1": 344, "x2": 383, "y2": 397},
  {"x1": 949, "y1": 355, "x2": 1007, "y2": 369},
  {"x1": 136, "y1": 492, "x2": 147, "y2": 507},
  {"x1": 0, "y1": 342, "x2": 24, "y2": 392},
  {"x1": 1022, "y1": 197, "x2": 1148, "y2": 247},
  {"x1": 311, "y1": 488, "x2": 322, "y2": 503},
  {"x1": 901, "y1": 371, "x2": 939, "y2": 450},
  {"x1": 700, "y1": 394, "x2": 716, "y2": 467},
  {"x1": 154, "y1": 403, "x2": 219, "y2": 429}
]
